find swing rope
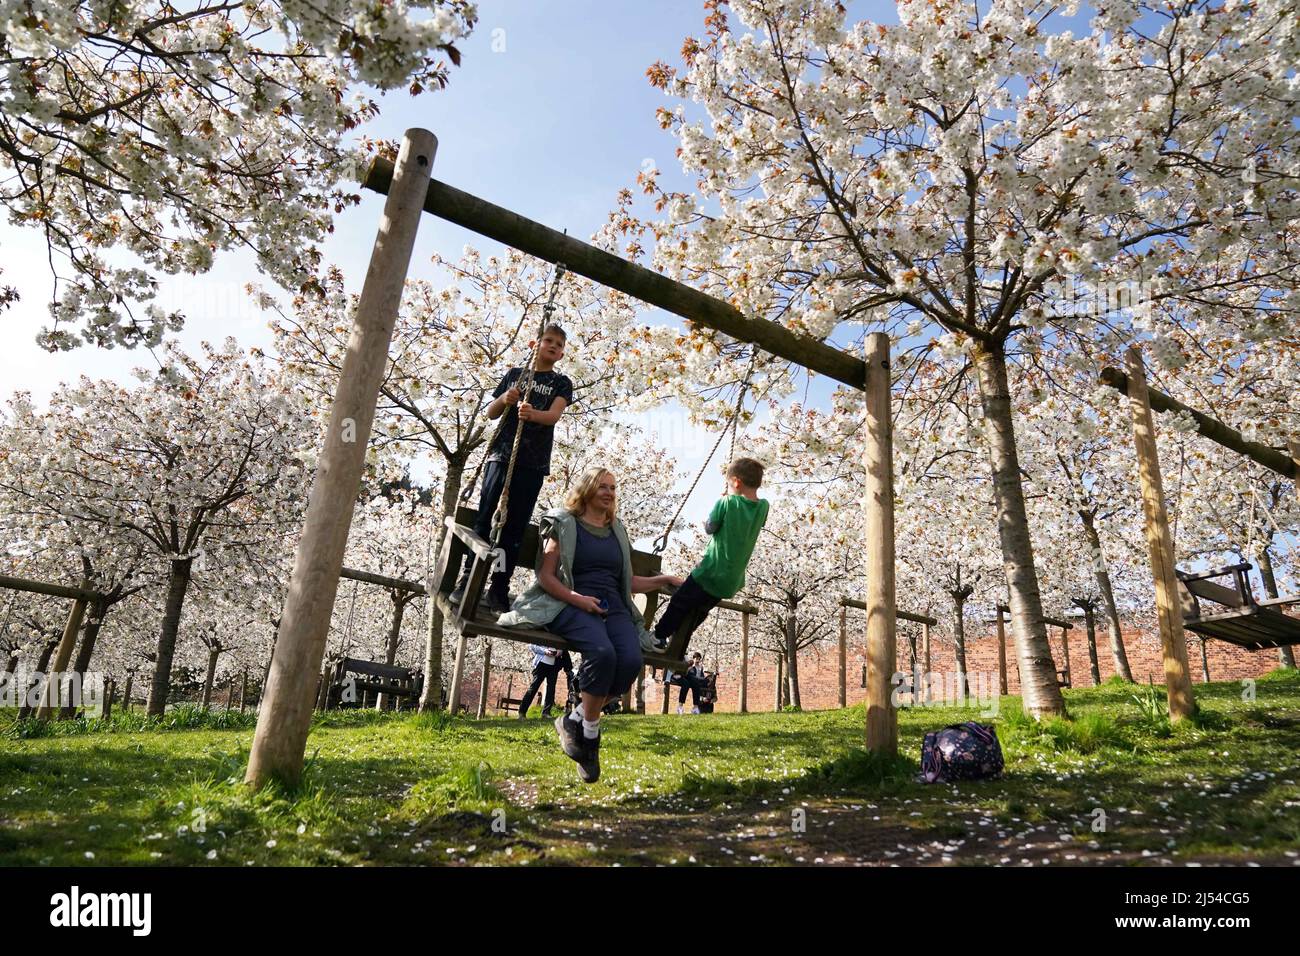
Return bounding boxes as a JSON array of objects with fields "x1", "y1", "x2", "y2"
[
  {"x1": 340, "y1": 579, "x2": 360, "y2": 658},
  {"x1": 652, "y1": 356, "x2": 755, "y2": 555},
  {"x1": 489, "y1": 262, "x2": 568, "y2": 555}
]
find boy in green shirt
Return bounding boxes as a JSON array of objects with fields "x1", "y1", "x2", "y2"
[{"x1": 652, "y1": 457, "x2": 769, "y2": 651}]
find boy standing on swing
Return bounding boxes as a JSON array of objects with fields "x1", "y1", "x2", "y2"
[
  {"x1": 450, "y1": 324, "x2": 574, "y2": 614},
  {"x1": 652, "y1": 457, "x2": 768, "y2": 651}
]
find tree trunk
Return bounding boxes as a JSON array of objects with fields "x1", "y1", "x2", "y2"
[
  {"x1": 972, "y1": 344, "x2": 1065, "y2": 717},
  {"x1": 59, "y1": 602, "x2": 108, "y2": 719},
  {"x1": 1257, "y1": 546, "x2": 1296, "y2": 669},
  {"x1": 783, "y1": 610, "x2": 801, "y2": 710},
  {"x1": 420, "y1": 460, "x2": 463, "y2": 712},
  {"x1": 1080, "y1": 511, "x2": 1134, "y2": 680},
  {"x1": 774, "y1": 654, "x2": 784, "y2": 711},
  {"x1": 148, "y1": 557, "x2": 194, "y2": 717},
  {"x1": 201, "y1": 645, "x2": 220, "y2": 710},
  {"x1": 950, "y1": 589, "x2": 970, "y2": 699},
  {"x1": 17, "y1": 638, "x2": 59, "y2": 719},
  {"x1": 1199, "y1": 637, "x2": 1211, "y2": 683}
]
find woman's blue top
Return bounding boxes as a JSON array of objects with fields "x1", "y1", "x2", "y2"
[{"x1": 572, "y1": 520, "x2": 626, "y2": 609}]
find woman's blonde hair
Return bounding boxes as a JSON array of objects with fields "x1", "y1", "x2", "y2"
[{"x1": 564, "y1": 466, "x2": 616, "y2": 523}]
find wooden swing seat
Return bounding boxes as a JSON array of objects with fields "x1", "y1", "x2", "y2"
[
  {"x1": 432, "y1": 507, "x2": 699, "y2": 672},
  {"x1": 1176, "y1": 562, "x2": 1300, "y2": 650}
]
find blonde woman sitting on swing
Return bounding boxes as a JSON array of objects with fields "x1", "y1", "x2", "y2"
[{"x1": 497, "y1": 466, "x2": 682, "y2": 783}]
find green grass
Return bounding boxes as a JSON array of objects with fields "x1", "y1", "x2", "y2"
[{"x1": 2, "y1": 671, "x2": 1299, "y2": 866}]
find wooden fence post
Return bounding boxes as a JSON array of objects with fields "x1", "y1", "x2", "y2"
[
  {"x1": 863, "y1": 332, "x2": 898, "y2": 755},
  {"x1": 244, "y1": 129, "x2": 438, "y2": 788},
  {"x1": 476, "y1": 639, "x2": 492, "y2": 719},
  {"x1": 35, "y1": 595, "x2": 88, "y2": 720},
  {"x1": 995, "y1": 606, "x2": 1008, "y2": 696},
  {"x1": 838, "y1": 603, "x2": 847, "y2": 708},
  {"x1": 738, "y1": 610, "x2": 749, "y2": 713},
  {"x1": 1122, "y1": 348, "x2": 1195, "y2": 721},
  {"x1": 922, "y1": 622, "x2": 931, "y2": 703}
]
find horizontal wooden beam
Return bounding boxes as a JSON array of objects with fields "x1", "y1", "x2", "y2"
[
  {"x1": 0, "y1": 574, "x2": 100, "y2": 602},
  {"x1": 840, "y1": 596, "x2": 937, "y2": 627},
  {"x1": 362, "y1": 159, "x2": 868, "y2": 391},
  {"x1": 339, "y1": 566, "x2": 427, "y2": 596},
  {"x1": 1100, "y1": 367, "x2": 1296, "y2": 480},
  {"x1": 996, "y1": 604, "x2": 1073, "y2": 629}
]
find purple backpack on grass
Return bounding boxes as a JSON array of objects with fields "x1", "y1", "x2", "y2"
[{"x1": 920, "y1": 722, "x2": 1004, "y2": 783}]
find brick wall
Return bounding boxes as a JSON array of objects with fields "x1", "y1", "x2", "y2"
[{"x1": 460, "y1": 627, "x2": 1288, "y2": 716}]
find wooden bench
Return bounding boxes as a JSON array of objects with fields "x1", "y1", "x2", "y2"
[
  {"x1": 1176, "y1": 562, "x2": 1300, "y2": 651},
  {"x1": 432, "y1": 506, "x2": 695, "y2": 672},
  {"x1": 319, "y1": 656, "x2": 423, "y2": 710}
]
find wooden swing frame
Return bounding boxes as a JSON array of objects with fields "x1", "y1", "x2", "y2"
[
  {"x1": 245, "y1": 130, "x2": 899, "y2": 789},
  {"x1": 1102, "y1": 357, "x2": 1300, "y2": 658}
]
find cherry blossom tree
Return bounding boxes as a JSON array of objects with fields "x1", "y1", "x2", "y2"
[
  {"x1": 0, "y1": 340, "x2": 314, "y2": 713},
  {"x1": 639, "y1": 0, "x2": 1300, "y2": 716},
  {"x1": 0, "y1": 0, "x2": 476, "y2": 349}
]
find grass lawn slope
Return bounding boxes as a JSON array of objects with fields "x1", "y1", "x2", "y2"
[{"x1": 3, "y1": 671, "x2": 1298, "y2": 866}]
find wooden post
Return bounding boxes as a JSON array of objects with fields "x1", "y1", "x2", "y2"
[
  {"x1": 245, "y1": 129, "x2": 438, "y2": 788},
  {"x1": 476, "y1": 639, "x2": 492, "y2": 719},
  {"x1": 995, "y1": 606, "x2": 1008, "y2": 696},
  {"x1": 863, "y1": 332, "x2": 897, "y2": 755},
  {"x1": 1122, "y1": 348, "x2": 1195, "y2": 721},
  {"x1": 448, "y1": 632, "x2": 469, "y2": 716},
  {"x1": 35, "y1": 596, "x2": 88, "y2": 720},
  {"x1": 838, "y1": 603, "x2": 847, "y2": 708},
  {"x1": 774, "y1": 656, "x2": 783, "y2": 711},
  {"x1": 922, "y1": 622, "x2": 931, "y2": 703},
  {"x1": 239, "y1": 669, "x2": 248, "y2": 714},
  {"x1": 738, "y1": 610, "x2": 749, "y2": 713},
  {"x1": 1058, "y1": 625, "x2": 1072, "y2": 689}
]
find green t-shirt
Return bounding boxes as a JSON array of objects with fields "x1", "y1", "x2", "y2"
[{"x1": 692, "y1": 494, "x2": 769, "y2": 599}]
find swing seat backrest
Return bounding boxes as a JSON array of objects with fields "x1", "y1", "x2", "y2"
[
  {"x1": 1176, "y1": 563, "x2": 1253, "y2": 620},
  {"x1": 443, "y1": 506, "x2": 665, "y2": 587},
  {"x1": 1175, "y1": 563, "x2": 1300, "y2": 651}
]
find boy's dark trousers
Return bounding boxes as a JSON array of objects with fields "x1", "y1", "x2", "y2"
[
  {"x1": 653, "y1": 573, "x2": 722, "y2": 646},
  {"x1": 518, "y1": 660, "x2": 560, "y2": 716},
  {"x1": 461, "y1": 459, "x2": 546, "y2": 603},
  {"x1": 678, "y1": 676, "x2": 704, "y2": 706}
]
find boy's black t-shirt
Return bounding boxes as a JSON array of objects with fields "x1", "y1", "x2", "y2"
[{"x1": 487, "y1": 367, "x2": 574, "y2": 475}]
